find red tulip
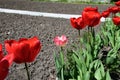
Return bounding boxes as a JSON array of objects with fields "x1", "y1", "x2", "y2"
[
  {"x1": 115, "y1": 1, "x2": 120, "y2": 6},
  {"x1": 70, "y1": 17, "x2": 86, "y2": 30},
  {"x1": 83, "y1": 6, "x2": 98, "y2": 12},
  {"x1": 109, "y1": 6, "x2": 119, "y2": 14},
  {"x1": 101, "y1": 10, "x2": 110, "y2": 18},
  {"x1": 54, "y1": 35, "x2": 68, "y2": 47},
  {"x1": 5, "y1": 36, "x2": 41, "y2": 63},
  {"x1": 0, "y1": 44, "x2": 14, "y2": 80},
  {"x1": 82, "y1": 7, "x2": 101, "y2": 27},
  {"x1": 112, "y1": 16, "x2": 120, "y2": 26}
]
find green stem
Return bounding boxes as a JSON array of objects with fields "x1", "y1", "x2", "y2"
[
  {"x1": 78, "y1": 30, "x2": 80, "y2": 38},
  {"x1": 92, "y1": 27, "x2": 95, "y2": 41},
  {"x1": 61, "y1": 47, "x2": 63, "y2": 52},
  {"x1": 60, "y1": 47, "x2": 64, "y2": 80},
  {"x1": 104, "y1": 18, "x2": 108, "y2": 31},
  {"x1": 114, "y1": 29, "x2": 116, "y2": 46},
  {"x1": 88, "y1": 27, "x2": 90, "y2": 43},
  {"x1": 112, "y1": 13, "x2": 115, "y2": 18},
  {"x1": 78, "y1": 30, "x2": 82, "y2": 50},
  {"x1": 88, "y1": 26, "x2": 90, "y2": 33},
  {"x1": 25, "y1": 62, "x2": 30, "y2": 80}
]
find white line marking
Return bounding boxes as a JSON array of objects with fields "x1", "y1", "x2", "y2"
[
  {"x1": 0, "y1": 8, "x2": 109, "y2": 22},
  {"x1": 0, "y1": 8, "x2": 80, "y2": 19}
]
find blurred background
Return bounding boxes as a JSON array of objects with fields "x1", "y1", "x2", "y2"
[{"x1": 30, "y1": 0, "x2": 118, "y2": 4}]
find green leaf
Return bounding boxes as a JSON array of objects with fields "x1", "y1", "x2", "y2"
[
  {"x1": 94, "y1": 61, "x2": 105, "y2": 80},
  {"x1": 95, "y1": 68, "x2": 102, "y2": 80},
  {"x1": 107, "y1": 33, "x2": 114, "y2": 47},
  {"x1": 106, "y1": 57, "x2": 114, "y2": 64},
  {"x1": 94, "y1": 60, "x2": 100, "y2": 69},
  {"x1": 72, "y1": 54, "x2": 82, "y2": 68},
  {"x1": 83, "y1": 71, "x2": 90, "y2": 80},
  {"x1": 61, "y1": 68, "x2": 64, "y2": 80},
  {"x1": 106, "y1": 49, "x2": 117, "y2": 64},
  {"x1": 106, "y1": 70, "x2": 111, "y2": 80},
  {"x1": 69, "y1": 79, "x2": 76, "y2": 80},
  {"x1": 85, "y1": 50, "x2": 92, "y2": 67},
  {"x1": 89, "y1": 62, "x2": 94, "y2": 71},
  {"x1": 60, "y1": 52, "x2": 64, "y2": 66},
  {"x1": 77, "y1": 68, "x2": 82, "y2": 79},
  {"x1": 77, "y1": 76, "x2": 81, "y2": 80},
  {"x1": 100, "y1": 63, "x2": 105, "y2": 78},
  {"x1": 54, "y1": 52, "x2": 61, "y2": 71}
]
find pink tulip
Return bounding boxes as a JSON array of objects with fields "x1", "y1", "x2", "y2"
[{"x1": 54, "y1": 35, "x2": 68, "y2": 47}]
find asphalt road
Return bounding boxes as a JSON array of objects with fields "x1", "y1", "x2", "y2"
[{"x1": 0, "y1": 0, "x2": 113, "y2": 80}]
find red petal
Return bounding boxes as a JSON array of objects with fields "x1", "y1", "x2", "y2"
[
  {"x1": 24, "y1": 37, "x2": 41, "y2": 62},
  {"x1": 0, "y1": 44, "x2": 4, "y2": 60},
  {"x1": 13, "y1": 42, "x2": 30, "y2": 63},
  {"x1": 70, "y1": 17, "x2": 86, "y2": 30},
  {"x1": 0, "y1": 60, "x2": 9, "y2": 80},
  {"x1": 112, "y1": 16, "x2": 120, "y2": 26},
  {"x1": 5, "y1": 40, "x2": 16, "y2": 54},
  {"x1": 2, "y1": 54, "x2": 14, "y2": 67},
  {"x1": 29, "y1": 40, "x2": 41, "y2": 62},
  {"x1": 5, "y1": 36, "x2": 41, "y2": 63},
  {"x1": 83, "y1": 6, "x2": 98, "y2": 12}
]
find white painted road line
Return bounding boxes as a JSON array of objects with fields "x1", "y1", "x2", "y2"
[
  {"x1": 0, "y1": 8, "x2": 109, "y2": 22},
  {"x1": 0, "y1": 8, "x2": 80, "y2": 19}
]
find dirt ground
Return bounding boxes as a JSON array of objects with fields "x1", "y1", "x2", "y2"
[
  {"x1": 0, "y1": 0, "x2": 113, "y2": 80},
  {"x1": 0, "y1": 13, "x2": 79, "y2": 80}
]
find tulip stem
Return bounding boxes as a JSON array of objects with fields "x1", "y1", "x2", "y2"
[
  {"x1": 25, "y1": 63, "x2": 30, "y2": 80},
  {"x1": 61, "y1": 47, "x2": 63, "y2": 52},
  {"x1": 78, "y1": 30, "x2": 82, "y2": 50},
  {"x1": 78, "y1": 30, "x2": 81, "y2": 42},
  {"x1": 91, "y1": 27, "x2": 95, "y2": 41},
  {"x1": 88, "y1": 27, "x2": 91, "y2": 44},
  {"x1": 78, "y1": 30, "x2": 81, "y2": 37},
  {"x1": 114, "y1": 28, "x2": 116, "y2": 46}
]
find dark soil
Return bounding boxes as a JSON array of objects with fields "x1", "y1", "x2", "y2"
[{"x1": 0, "y1": 0, "x2": 114, "y2": 80}]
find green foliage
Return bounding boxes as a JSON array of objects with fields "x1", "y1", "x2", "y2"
[
  {"x1": 54, "y1": 51, "x2": 64, "y2": 80},
  {"x1": 54, "y1": 19, "x2": 120, "y2": 80},
  {"x1": 110, "y1": 0, "x2": 118, "y2": 2}
]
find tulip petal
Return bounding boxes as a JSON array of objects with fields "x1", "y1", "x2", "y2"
[
  {"x1": 0, "y1": 44, "x2": 4, "y2": 60},
  {"x1": 54, "y1": 35, "x2": 68, "y2": 47},
  {"x1": 0, "y1": 54, "x2": 14, "y2": 80},
  {"x1": 0, "y1": 60, "x2": 9, "y2": 80},
  {"x1": 5, "y1": 36, "x2": 41, "y2": 63},
  {"x1": 5, "y1": 40, "x2": 16, "y2": 54}
]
